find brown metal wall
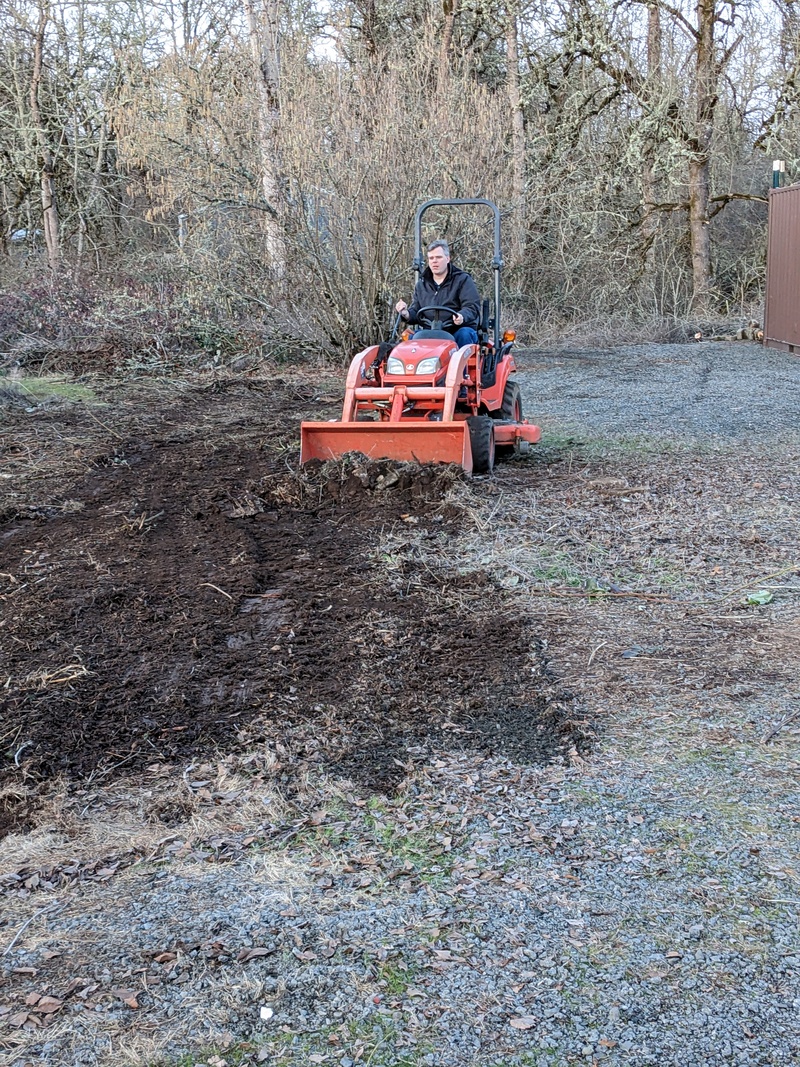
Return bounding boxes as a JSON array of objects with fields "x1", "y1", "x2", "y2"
[{"x1": 765, "y1": 185, "x2": 800, "y2": 352}]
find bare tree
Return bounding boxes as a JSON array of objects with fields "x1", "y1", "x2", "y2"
[
  {"x1": 505, "y1": 0, "x2": 527, "y2": 265},
  {"x1": 558, "y1": 0, "x2": 750, "y2": 308},
  {"x1": 28, "y1": 0, "x2": 60, "y2": 269},
  {"x1": 243, "y1": 0, "x2": 286, "y2": 277}
]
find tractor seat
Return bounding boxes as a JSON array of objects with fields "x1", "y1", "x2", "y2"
[{"x1": 414, "y1": 329, "x2": 453, "y2": 340}]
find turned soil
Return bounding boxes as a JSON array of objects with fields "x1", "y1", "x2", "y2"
[{"x1": 0, "y1": 377, "x2": 576, "y2": 837}]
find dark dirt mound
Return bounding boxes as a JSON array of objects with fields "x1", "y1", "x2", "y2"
[{"x1": 0, "y1": 380, "x2": 582, "y2": 836}]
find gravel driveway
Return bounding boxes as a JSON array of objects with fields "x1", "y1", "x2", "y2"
[
  {"x1": 522, "y1": 340, "x2": 800, "y2": 443},
  {"x1": 2, "y1": 341, "x2": 799, "y2": 1067}
]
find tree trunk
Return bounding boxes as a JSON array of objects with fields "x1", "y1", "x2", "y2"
[
  {"x1": 687, "y1": 156, "x2": 711, "y2": 305},
  {"x1": 640, "y1": 2, "x2": 661, "y2": 265},
  {"x1": 689, "y1": 0, "x2": 717, "y2": 308},
  {"x1": 243, "y1": 0, "x2": 286, "y2": 280},
  {"x1": 437, "y1": 0, "x2": 458, "y2": 96},
  {"x1": 505, "y1": 0, "x2": 526, "y2": 266},
  {"x1": 438, "y1": 0, "x2": 458, "y2": 86},
  {"x1": 30, "y1": 2, "x2": 59, "y2": 271}
]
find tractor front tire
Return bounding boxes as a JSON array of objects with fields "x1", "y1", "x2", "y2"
[{"x1": 467, "y1": 415, "x2": 495, "y2": 474}]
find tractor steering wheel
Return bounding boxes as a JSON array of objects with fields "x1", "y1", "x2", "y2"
[{"x1": 414, "y1": 305, "x2": 459, "y2": 331}]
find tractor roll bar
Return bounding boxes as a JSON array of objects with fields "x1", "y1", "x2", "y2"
[{"x1": 413, "y1": 198, "x2": 503, "y2": 353}]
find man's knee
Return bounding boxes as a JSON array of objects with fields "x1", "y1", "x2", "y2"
[{"x1": 453, "y1": 326, "x2": 478, "y2": 347}]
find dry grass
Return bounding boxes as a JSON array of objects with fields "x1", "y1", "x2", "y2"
[{"x1": 0, "y1": 756, "x2": 295, "y2": 884}]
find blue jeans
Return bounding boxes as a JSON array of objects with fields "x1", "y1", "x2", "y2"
[
  {"x1": 412, "y1": 326, "x2": 478, "y2": 346},
  {"x1": 453, "y1": 326, "x2": 478, "y2": 347}
]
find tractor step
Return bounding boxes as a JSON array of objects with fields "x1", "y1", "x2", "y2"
[{"x1": 493, "y1": 421, "x2": 541, "y2": 447}]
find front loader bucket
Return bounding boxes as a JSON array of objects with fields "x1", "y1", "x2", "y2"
[{"x1": 300, "y1": 420, "x2": 474, "y2": 472}]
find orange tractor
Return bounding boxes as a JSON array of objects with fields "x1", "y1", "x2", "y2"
[{"x1": 300, "y1": 198, "x2": 540, "y2": 474}]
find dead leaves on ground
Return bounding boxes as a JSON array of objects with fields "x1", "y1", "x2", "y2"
[
  {"x1": 0, "y1": 977, "x2": 109, "y2": 1030},
  {"x1": 1, "y1": 939, "x2": 279, "y2": 1031}
]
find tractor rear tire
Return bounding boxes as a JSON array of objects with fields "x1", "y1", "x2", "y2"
[
  {"x1": 499, "y1": 380, "x2": 523, "y2": 422},
  {"x1": 467, "y1": 415, "x2": 495, "y2": 474}
]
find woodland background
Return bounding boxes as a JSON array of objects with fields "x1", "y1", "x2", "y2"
[{"x1": 1, "y1": 0, "x2": 798, "y2": 363}]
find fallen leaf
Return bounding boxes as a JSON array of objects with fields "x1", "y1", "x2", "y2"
[
  {"x1": 292, "y1": 949, "x2": 317, "y2": 961},
  {"x1": 510, "y1": 1016, "x2": 537, "y2": 1030},
  {"x1": 8, "y1": 1011, "x2": 31, "y2": 1027},
  {"x1": 25, "y1": 993, "x2": 41, "y2": 1007},
  {"x1": 153, "y1": 951, "x2": 177, "y2": 964},
  {"x1": 111, "y1": 988, "x2": 139, "y2": 1009},
  {"x1": 742, "y1": 589, "x2": 774, "y2": 606},
  {"x1": 36, "y1": 996, "x2": 63, "y2": 1014},
  {"x1": 237, "y1": 947, "x2": 275, "y2": 962}
]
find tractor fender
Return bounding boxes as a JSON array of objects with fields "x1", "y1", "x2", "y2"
[{"x1": 488, "y1": 349, "x2": 514, "y2": 397}]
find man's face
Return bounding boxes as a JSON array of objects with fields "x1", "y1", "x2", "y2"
[{"x1": 427, "y1": 247, "x2": 450, "y2": 276}]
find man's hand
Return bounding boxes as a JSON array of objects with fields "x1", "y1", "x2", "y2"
[
  {"x1": 453, "y1": 312, "x2": 464, "y2": 326},
  {"x1": 395, "y1": 300, "x2": 409, "y2": 320}
]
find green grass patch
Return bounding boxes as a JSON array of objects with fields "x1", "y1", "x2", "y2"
[
  {"x1": 537, "y1": 427, "x2": 727, "y2": 460},
  {"x1": 262, "y1": 1015, "x2": 431, "y2": 1066},
  {"x1": 374, "y1": 958, "x2": 415, "y2": 996},
  {"x1": 151, "y1": 1042, "x2": 257, "y2": 1066},
  {"x1": 363, "y1": 801, "x2": 455, "y2": 881},
  {"x1": 2, "y1": 374, "x2": 97, "y2": 403}
]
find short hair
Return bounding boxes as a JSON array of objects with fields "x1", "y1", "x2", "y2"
[{"x1": 427, "y1": 240, "x2": 450, "y2": 257}]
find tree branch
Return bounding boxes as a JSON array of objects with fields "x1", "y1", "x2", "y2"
[{"x1": 708, "y1": 191, "x2": 768, "y2": 219}]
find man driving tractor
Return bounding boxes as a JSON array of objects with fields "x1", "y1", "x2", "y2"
[
  {"x1": 395, "y1": 240, "x2": 481, "y2": 347},
  {"x1": 300, "y1": 197, "x2": 540, "y2": 475}
]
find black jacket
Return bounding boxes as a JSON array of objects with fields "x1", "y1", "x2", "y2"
[{"x1": 407, "y1": 264, "x2": 481, "y2": 328}]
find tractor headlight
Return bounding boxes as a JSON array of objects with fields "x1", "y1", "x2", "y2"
[
  {"x1": 416, "y1": 357, "x2": 441, "y2": 375},
  {"x1": 386, "y1": 356, "x2": 405, "y2": 375}
]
